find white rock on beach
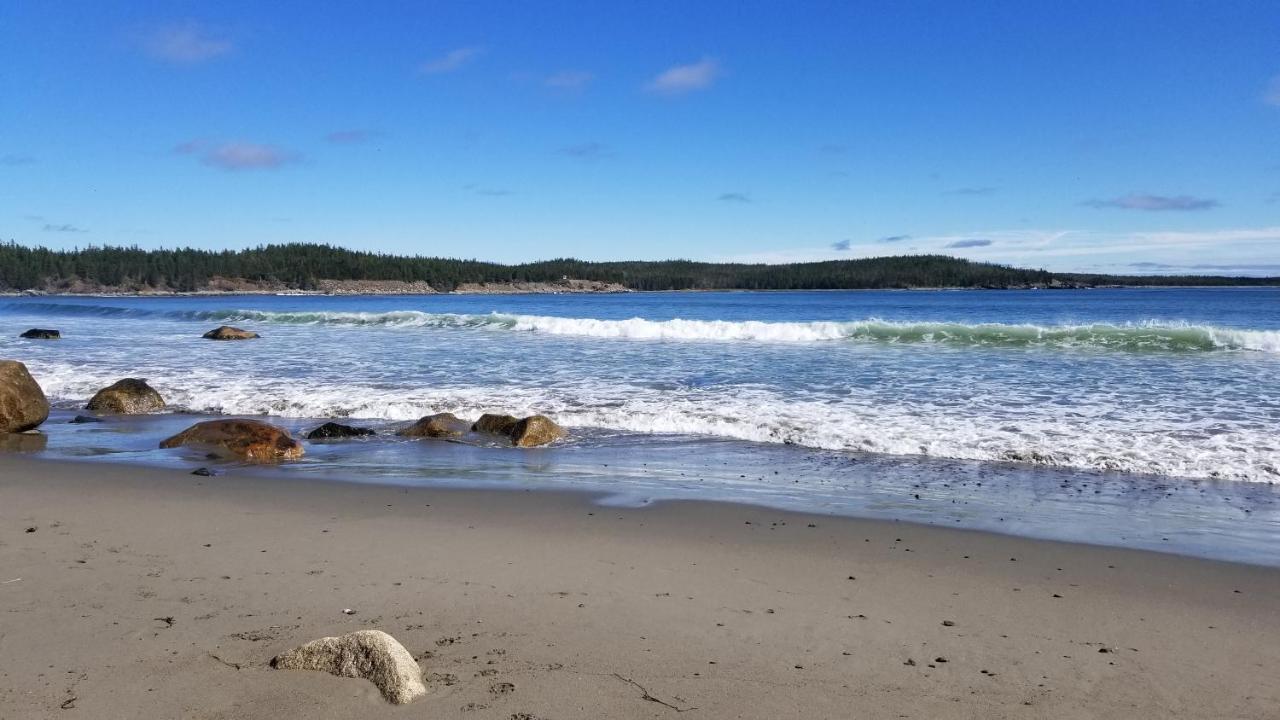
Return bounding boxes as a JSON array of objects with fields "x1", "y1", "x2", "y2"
[{"x1": 271, "y1": 629, "x2": 426, "y2": 704}]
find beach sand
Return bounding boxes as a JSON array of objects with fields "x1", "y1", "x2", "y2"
[{"x1": 1, "y1": 455, "x2": 1276, "y2": 719}]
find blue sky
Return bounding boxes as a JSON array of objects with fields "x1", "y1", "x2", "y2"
[{"x1": 2, "y1": 1, "x2": 1279, "y2": 273}]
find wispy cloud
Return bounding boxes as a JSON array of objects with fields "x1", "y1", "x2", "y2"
[
  {"x1": 1264, "y1": 75, "x2": 1280, "y2": 106},
  {"x1": 463, "y1": 184, "x2": 513, "y2": 197},
  {"x1": 1082, "y1": 194, "x2": 1218, "y2": 211},
  {"x1": 176, "y1": 140, "x2": 299, "y2": 171},
  {"x1": 946, "y1": 186, "x2": 996, "y2": 196},
  {"x1": 324, "y1": 129, "x2": 382, "y2": 145},
  {"x1": 719, "y1": 227, "x2": 1280, "y2": 271},
  {"x1": 831, "y1": 239, "x2": 852, "y2": 251},
  {"x1": 879, "y1": 234, "x2": 911, "y2": 243},
  {"x1": 43, "y1": 223, "x2": 86, "y2": 233},
  {"x1": 1126, "y1": 261, "x2": 1280, "y2": 275},
  {"x1": 717, "y1": 192, "x2": 751, "y2": 203},
  {"x1": 945, "y1": 238, "x2": 993, "y2": 248},
  {"x1": 646, "y1": 57, "x2": 721, "y2": 96},
  {"x1": 1, "y1": 154, "x2": 35, "y2": 166},
  {"x1": 420, "y1": 47, "x2": 484, "y2": 75},
  {"x1": 141, "y1": 21, "x2": 233, "y2": 64},
  {"x1": 545, "y1": 70, "x2": 595, "y2": 90},
  {"x1": 558, "y1": 142, "x2": 611, "y2": 160}
]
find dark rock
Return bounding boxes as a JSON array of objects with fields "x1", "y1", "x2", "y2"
[
  {"x1": 397, "y1": 413, "x2": 468, "y2": 438},
  {"x1": 307, "y1": 421, "x2": 376, "y2": 440},
  {"x1": 472, "y1": 413, "x2": 519, "y2": 435},
  {"x1": 0, "y1": 360, "x2": 49, "y2": 433},
  {"x1": 191, "y1": 467, "x2": 217, "y2": 476},
  {"x1": 19, "y1": 328, "x2": 60, "y2": 340},
  {"x1": 69, "y1": 415, "x2": 102, "y2": 424},
  {"x1": 85, "y1": 378, "x2": 165, "y2": 414},
  {"x1": 160, "y1": 419, "x2": 303, "y2": 462},
  {"x1": 202, "y1": 326, "x2": 260, "y2": 340}
]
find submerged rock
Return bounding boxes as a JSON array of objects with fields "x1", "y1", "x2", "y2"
[
  {"x1": 159, "y1": 419, "x2": 303, "y2": 462},
  {"x1": 19, "y1": 328, "x2": 60, "y2": 340},
  {"x1": 307, "y1": 421, "x2": 376, "y2": 440},
  {"x1": 398, "y1": 412, "x2": 469, "y2": 438},
  {"x1": 510, "y1": 414, "x2": 566, "y2": 447},
  {"x1": 472, "y1": 413, "x2": 520, "y2": 436},
  {"x1": 85, "y1": 378, "x2": 165, "y2": 414},
  {"x1": 271, "y1": 629, "x2": 426, "y2": 705},
  {"x1": 69, "y1": 415, "x2": 102, "y2": 424},
  {"x1": 202, "y1": 326, "x2": 260, "y2": 340},
  {"x1": 0, "y1": 360, "x2": 49, "y2": 433}
]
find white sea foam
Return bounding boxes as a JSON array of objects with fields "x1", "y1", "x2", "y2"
[
  {"x1": 198, "y1": 309, "x2": 1280, "y2": 352},
  {"x1": 10, "y1": 302, "x2": 1278, "y2": 352},
  {"x1": 27, "y1": 360, "x2": 1280, "y2": 483}
]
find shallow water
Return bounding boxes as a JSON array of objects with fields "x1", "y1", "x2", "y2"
[{"x1": 2, "y1": 288, "x2": 1279, "y2": 563}]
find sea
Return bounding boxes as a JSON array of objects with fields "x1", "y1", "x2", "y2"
[{"x1": 2, "y1": 288, "x2": 1278, "y2": 564}]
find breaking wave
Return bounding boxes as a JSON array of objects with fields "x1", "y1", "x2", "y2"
[
  {"x1": 6, "y1": 302, "x2": 1278, "y2": 352},
  {"x1": 194, "y1": 309, "x2": 1280, "y2": 353}
]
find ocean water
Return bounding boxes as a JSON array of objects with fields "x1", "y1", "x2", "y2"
[{"x1": 2, "y1": 288, "x2": 1279, "y2": 562}]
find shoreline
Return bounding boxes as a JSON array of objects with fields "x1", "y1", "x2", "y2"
[
  {"x1": 1, "y1": 454, "x2": 1277, "y2": 718},
  {"x1": 5, "y1": 284, "x2": 1280, "y2": 299}
]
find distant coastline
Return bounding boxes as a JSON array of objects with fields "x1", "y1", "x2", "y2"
[{"x1": 3, "y1": 242, "x2": 1278, "y2": 295}]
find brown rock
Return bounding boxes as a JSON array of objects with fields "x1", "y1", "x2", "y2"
[
  {"x1": 0, "y1": 360, "x2": 49, "y2": 433},
  {"x1": 159, "y1": 419, "x2": 303, "y2": 462},
  {"x1": 510, "y1": 414, "x2": 566, "y2": 447},
  {"x1": 398, "y1": 412, "x2": 469, "y2": 438},
  {"x1": 85, "y1": 378, "x2": 165, "y2": 414},
  {"x1": 202, "y1": 326, "x2": 260, "y2": 340},
  {"x1": 472, "y1": 413, "x2": 519, "y2": 435},
  {"x1": 272, "y1": 629, "x2": 426, "y2": 705}
]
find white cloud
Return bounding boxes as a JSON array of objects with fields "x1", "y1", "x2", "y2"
[
  {"x1": 420, "y1": 47, "x2": 484, "y2": 75},
  {"x1": 545, "y1": 70, "x2": 594, "y2": 90},
  {"x1": 646, "y1": 57, "x2": 721, "y2": 95},
  {"x1": 1264, "y1": 75, "x2": 1280, "y2": 106},
  {"x1": 142, "y1": 21, "x2": 232, "y2": 64},
  {"x1": 715, "y1": 227, "x2": 1280, "y2": 274}
]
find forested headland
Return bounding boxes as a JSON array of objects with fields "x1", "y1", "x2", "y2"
[{"x1": 0, "y1": 242, "x2": 1276, "y2": 293}]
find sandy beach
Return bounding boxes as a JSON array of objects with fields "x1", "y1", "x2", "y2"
[{"x1": 0, "y1": 455, "x2": 1276, "y2": 719}]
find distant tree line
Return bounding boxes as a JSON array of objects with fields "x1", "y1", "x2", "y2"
[{"x1": 0, "y1": 242, "x2": 1275, "y2": 292}]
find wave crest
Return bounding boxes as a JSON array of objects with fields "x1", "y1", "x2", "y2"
[{"x1": 203, "y1": 309, "x2": 1280, "y2": 352}]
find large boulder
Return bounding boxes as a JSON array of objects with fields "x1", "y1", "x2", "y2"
[
  {"x1": 472, "y1": 413, "x2": 519, "y2": 435},
  {"x1": 202, "y1": 326, "x2": 260, "y2": 340},
  {"x1": 0, "y1": 361, "x2": 49, "y2": 433},
  {"x1": 159, "y1": 419, "x2": 303, "y2": 462},
  {"x1": 306, "y1": 421, "x2": 375, "y2": 440},
  {"x1": 271, "y1": 630, "x2": 426, "y2": 705},
  {"x1": 510, "y1": 414, "x2": 567, "y2": 447},
  {"x1": 398, "y1": 412, "x2": 469, "y2": 438},
  {"x1": 19, "y1": 328, "x2": 60, "y2": 340},
  {"x1": 85, "y1": 378, "x2": 165, "y2": 414}
]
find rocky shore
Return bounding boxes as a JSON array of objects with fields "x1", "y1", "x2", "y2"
[
  {"x1": 2, "y1": 276, "x2": 631, "y2": 297},
  {"x1": 1, "y1": 326, "x2": 570, "y2": 461}
]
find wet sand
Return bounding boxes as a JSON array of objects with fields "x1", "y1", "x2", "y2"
[{"x1": 1, "y1": 454, "x2": 1277, "y2": 719}]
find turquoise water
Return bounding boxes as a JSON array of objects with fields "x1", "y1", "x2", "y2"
[{"x1": 2, "y1": 288, "x2": 1278, "y2": 563}]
